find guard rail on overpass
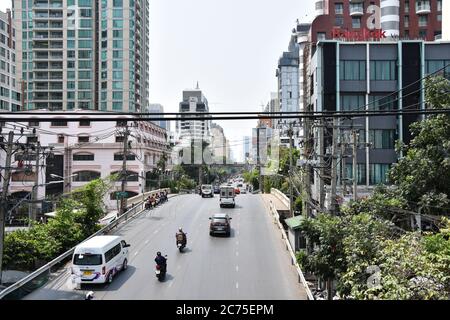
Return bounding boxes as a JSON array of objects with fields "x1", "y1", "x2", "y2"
[{"x1": 0, "y1": 188, "x2": 171, "y2": 300}]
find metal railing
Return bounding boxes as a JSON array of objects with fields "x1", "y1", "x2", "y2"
[
  {"x1": 0, "y1": 199, "x2": 148, "y2": 300},
  {"x1": 267, "y1": 199, "x2": 314, "y2": 300}
]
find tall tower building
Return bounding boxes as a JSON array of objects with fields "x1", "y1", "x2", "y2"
[
  {"x1": 176, "y1": 86, "x2": 212, "y2": 142},
  {"x1": 13, "y1": 0, "x2": 149, "y2": 112},
  {"x1": 0, "y1": 9, "x2": 21, "y2": 112},
  {"x1": 310, "y1": 0, "x2": 442, "y2": 44}
]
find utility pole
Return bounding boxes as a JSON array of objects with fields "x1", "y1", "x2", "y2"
[
  {"x1": 330, "y1": 118, "x2": 338, "y2": 215},
  {"x1": 352, "y1": 130, "x2": 358, "y2": 201},
  {"x1": 0, "y1": 131, "x2": 14, "y2": 284},
  {"x1": 288, "y1": 124, "x2": 294, "y2": 217},
  {"x1": 318, "y1": 119, "x2": 325, "y2": 209},
  {"x1": 340, "y1": 136, "x2": 347, "y2": 196},
  {"x1": 256, "y1": 128, "x2": 262, "y2": 193},
  {"x1": 119, "y1": 124, "x2": 130, "y2": 215},
  {"x1": 29, "y1": 142, "x2": 40, "y2": 226}
]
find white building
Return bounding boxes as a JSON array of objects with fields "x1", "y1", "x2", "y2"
[
  {"x1": 176, "y1": 85, "x2": 212, "y2": 143},
  {"x1": 210, "y1": 123, "x2": 228, "y2": 164},
  {"x1": 2, "y1": 111, "x2": 169, "y2": 216}
]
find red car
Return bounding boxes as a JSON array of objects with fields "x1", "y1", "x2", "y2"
[{"x1": 234, "y1": 187, "x2": 240, "y2": 195}]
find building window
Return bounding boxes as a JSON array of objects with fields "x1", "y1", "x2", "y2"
[
  {"x1": 352, "y1": 17, "x2": 361, "y2": 28},
  {"x1": 317, "y1": 32, "x2": 326, "y2": 41},
  {"x1": 79, "y1": 120, "x2": 90, "y2": 127},
  {"x1": 57, "y1": 135, "x2": 64, "y2": 143},
  {"x1": 73, "y1": 171, "x2": 101, "y2": 182},
  {"x1": 335, "y1": 2, "x2": 343, "y2": 14},
  {"x1": 28, "y1": 121, "x2": 39, "y2": 127},
  {"x1": 116, "y1": 121, "x2": 127, "y2": 127},
  {"x1": 369, "y1": 130, "x2": 395, "y2": 149},
  {"x1": 340, "y1": 60, "x2": 366, "y2": 80},
  {"x1": 335, "y1": 16, "x2": 344, "y2": 26},
  {"x1": 418, "y1": 15, "x2": 427, "y2": 27},
  {"x1": 27, "y1": 136, "x2": 38, "y2": 144},
  {"x1": 73, "y1": 153, "x2": 94, "y2": 161},
  {"x1": 419, "y1": 29, "x2": 427, "y2": 38},
  {"x1": 368, "y1": 94, "x2": 398, "y2": 111},
  {"x1": 51, "y1": 120, "x2": 67, "y2": 127},
  {"x1": 426, "y1": 60, "x2": 450, "y2": 79},
  {"x1": 114, "y1": 153, "x2": 136, "y2": 161},
  {"x1": 78, "y1": 136, "x2": 89, "y2": 143},
  {"x1": 404, "y1": 15, "x2": 409, "y2": 27},
  {"x1": 404, "y1": 1, "x2": 409, "y2": 13},
  {"x1": 369, "y1": 164, "x2": 391, "y2": 185},
  {"x1": 346, "y1": 163, "x2": 367, "y2": 185},
  {"x1": 115, "y1": 135, "x2": 125, "y2": 143},
  {"x1": 340, "y1": 95, "x2": 365, "y2": 111},
  {"x1": 438, "y1": 0, "x2": 442, "y2": 11},
  {"x1": 370, "y1": 61, "x2": 397, "y2": 81}
]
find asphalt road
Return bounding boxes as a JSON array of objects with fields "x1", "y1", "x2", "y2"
[{"x1": 24, "y1": 193, "x2": 307, "y2": 300}]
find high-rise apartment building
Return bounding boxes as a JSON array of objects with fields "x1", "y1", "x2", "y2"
[
  {"x1": 176, "y1": 85, "x2": 212, "y2": 142},
  {"x1": 311, "y1": 0, "x2": 442, "y2": 44},
  {"x1": 0, "y1": 9, "x2": 21, "y2": 112},
  {"x1": 13, "y1": 0, "x2": 149, "y2": 112}
]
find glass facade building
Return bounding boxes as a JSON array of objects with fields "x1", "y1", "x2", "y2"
[{"x1": 13, "y1": 0, "x2": 149, "y2": 111}]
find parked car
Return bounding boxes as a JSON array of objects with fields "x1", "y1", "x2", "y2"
[
  {"x1": 71, "y1": 235, "x2": 130, "y2": 285},
  {"x1": 209, "y1": 213, "x2": 232, "y2": 236}
]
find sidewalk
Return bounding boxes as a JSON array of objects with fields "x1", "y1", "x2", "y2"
[{"x1": 260, "y1": 193, "x2": 289, "y2": 213}]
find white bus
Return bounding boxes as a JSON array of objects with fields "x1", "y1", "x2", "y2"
[{"x1": 71, "y1": 235, "x2": 130, "y2": 285}]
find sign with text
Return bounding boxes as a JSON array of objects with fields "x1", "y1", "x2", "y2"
[{"x1": 331, "y1": 28, "x2": 386, "y2": 41}]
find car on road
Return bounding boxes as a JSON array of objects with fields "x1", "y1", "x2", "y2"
[
  {"x1": 220, "y1": 186, "x2": 235, "y2": 208},
  {"x1": 71, "y1": 235, "x2": 131, "y2": 285},
  {"x1": 213, "y1": 185, "x2": 220, "y2": 194},
  {"x1": 201, "y1": 184, "x2": 214, "y2": 198},
  {"x1": 234, "y1": 187, "x2": 240, "y2": 195},
  {"x1": 209, "y1": 213, "x2": 232, "y2": 236}
]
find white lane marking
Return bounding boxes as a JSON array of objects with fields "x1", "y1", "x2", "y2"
[
  {"x1": 236, "y1": 241, "x2": 239, "y2": 246},
  {"x1": 153, "y1": 229, "x2": 159, "y2": 234},
  {"x1": 177, "y1": 265, "x2": 181, "y2": 270},
  {"x1": 236, "y1": 282, "x2": 239, "y2": 289},
  {"x1": 236, "y1": 265, "x2": 239, "y2": 272},
  {"x1": 145, "y1": 239, "x2": 149, "y2": 244},
  {"x1": 134, "y1": 251, "x2": 139, "y2": 256},
  {"x1": 168, "y1": 281, "x2": 173, "y2": 288},
  {"x1": 236, "y1": 251, "x2": 239, "y2": 256}
]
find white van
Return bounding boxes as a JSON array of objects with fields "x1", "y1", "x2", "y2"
[
  {"x1": 219, "y1": 186, "x2": 235, "y2": 208},
  {"x1": 71, "y1": 235, "x2": 130, "y2": 285},
  {"x1": 201, "y1": 184, "x2": 214, "y2": 198}
]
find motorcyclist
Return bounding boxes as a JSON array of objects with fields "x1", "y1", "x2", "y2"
[
  {"x1": 154, "y1": 251, "x2": 167, "y2": 272},
  {"x1": 175, "y1": 227, "x2": 187, "y2": 246}
]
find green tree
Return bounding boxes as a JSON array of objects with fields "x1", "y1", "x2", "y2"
[{"x1": 389, "y1": 76, "x2": 450, "y2": 213}]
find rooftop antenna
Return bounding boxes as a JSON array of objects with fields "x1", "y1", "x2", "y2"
[{"x1": 196, "y1": 81, "x2": 199, "y2": 89}]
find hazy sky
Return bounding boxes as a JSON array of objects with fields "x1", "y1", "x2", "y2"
[{"x1": 0, "y1": 0, "x2": 315, "y2": 161}]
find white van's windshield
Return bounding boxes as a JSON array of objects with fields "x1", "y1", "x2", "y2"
[{"x1": 73, "y1": 254, "x2": 103, "y2": 265}]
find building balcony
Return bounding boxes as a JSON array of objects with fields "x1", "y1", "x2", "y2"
[
  {"x1": 350, "y1": 4, "x2": 364, "y2": 16},
  {"x1": 416, "y1": 2, "x2": 431, "y2": 14}
]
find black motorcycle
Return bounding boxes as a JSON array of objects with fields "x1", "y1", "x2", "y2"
[
  {"x1": 176, "y1": 233, "x2": 187, "y2": 252},
  {"x1": 155, "y1": 256, "x2": 168, "y2": 281}
]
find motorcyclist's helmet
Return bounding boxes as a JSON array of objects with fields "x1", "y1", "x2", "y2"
[
  {"x1": 157, "y1": 251, "x2": 161, "y2": 256},
  {"x1": 179, "y1": 228, "x2": 183, "y2": 232}
]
